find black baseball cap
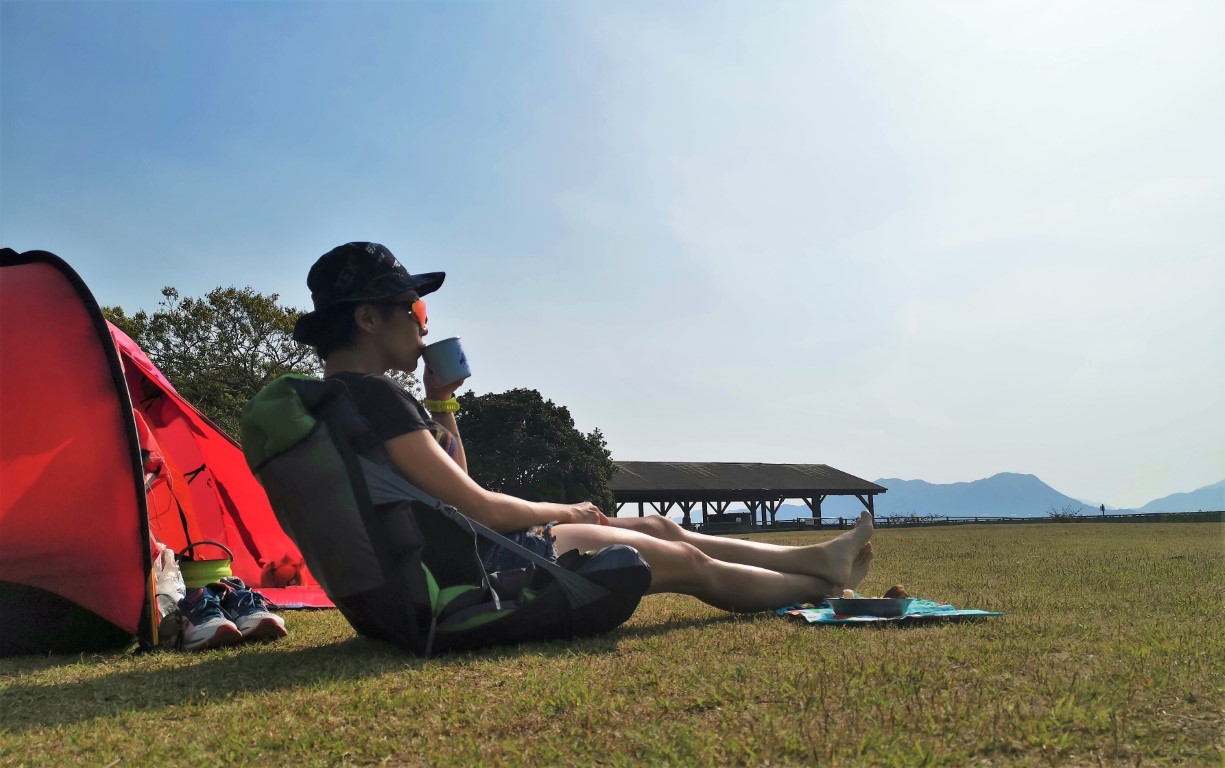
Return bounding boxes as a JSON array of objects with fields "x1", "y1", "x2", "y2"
[{"x1": 293, "y1": 242, "x2": 444, "y2": 345}]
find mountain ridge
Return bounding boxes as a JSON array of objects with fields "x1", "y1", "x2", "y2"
[
  {"x1": 1133, "y1": 479, "x2": 1225, "y2": 514},
  {"x1": 758, "y1": 472, "x2": 1224, "y2": 521}
]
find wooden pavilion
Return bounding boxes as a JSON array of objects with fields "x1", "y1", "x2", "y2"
[{"x1": 610, "y1": 461, "x2": 886, "y2": 529}]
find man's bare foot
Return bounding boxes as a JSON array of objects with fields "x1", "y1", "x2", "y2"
[
  {"x1": 794, "y1": 511, "x2": 874, "y2": 586},
  {"x1": 845, "y1": 542, "x2": 874, "y2": 591}
]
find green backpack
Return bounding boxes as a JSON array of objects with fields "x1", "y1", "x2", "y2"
[{"x1": 240, "y1": 375, "x2": 650, "y2": 655}]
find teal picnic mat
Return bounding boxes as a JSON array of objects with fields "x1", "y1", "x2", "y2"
[{"x1": 777, "y1": 598, "x2": 1003, "y2": 625}]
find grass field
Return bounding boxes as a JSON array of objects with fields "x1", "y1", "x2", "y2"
[{"x1": 2, "y1": 522, "x2": 1221, "y2": 767}]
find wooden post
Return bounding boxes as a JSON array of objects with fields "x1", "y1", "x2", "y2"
[
  {"x1": 679, "y1": 501, "x2": 696, "y2": 528},
  {"x1": 802, "y1": 495, "x2": 826, "y2": 526},
  {"x1": 650, "y1": 501, "x2": 675, "y2": 518},
  {"x1": 853, "y1": 494, "x2": 875, "y2": 518}
]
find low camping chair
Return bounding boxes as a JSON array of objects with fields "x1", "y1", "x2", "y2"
[{"x1": 240, "y1": 375, "x2": 651, "y2": 656}]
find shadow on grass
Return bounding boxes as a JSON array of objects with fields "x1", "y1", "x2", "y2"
[
  {"x1": 0, "y1": 639, "x2": 383, "y2": 731},
  {"x1": 620, "y1": 612, "x2": 746, "y2": 636},
  {"x1": 0, "y1": 614, "x2": 744, "y2": 732}
]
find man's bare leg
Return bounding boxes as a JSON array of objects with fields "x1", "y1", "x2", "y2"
[
  {"x1": 603, "y1": 510, "x2": 875, "y2": 587},
  {"x1": 551, "y1": 524, "x2": 838, "y2": 612}
]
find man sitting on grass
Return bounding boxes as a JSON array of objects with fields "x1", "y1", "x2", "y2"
[{"x1": 291, "y1": 242, "x2": 875, "y2": 613}]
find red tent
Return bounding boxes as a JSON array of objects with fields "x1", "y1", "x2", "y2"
[{"x1": 1, "y1": 249, "x2": 331, "y2": 656}]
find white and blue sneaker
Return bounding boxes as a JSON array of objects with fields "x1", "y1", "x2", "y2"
[
  {"x1": 218, "y1": 577, "x2": 287, "y2": 642},
  {"x1": 178, "y1": 587, "x2": 242, "y2": 651}
]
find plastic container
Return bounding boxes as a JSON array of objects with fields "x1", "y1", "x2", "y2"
[{"x1": 825, "y1": 597, "x2": 917, "y2": 617}]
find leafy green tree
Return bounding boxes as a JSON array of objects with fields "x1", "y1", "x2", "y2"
[
  {"x1": 103, "y1": 287, "x2": 320, "y2": 438},
  {"x1": 456, "y1": 389, "x2": 618, "y2": 514}
]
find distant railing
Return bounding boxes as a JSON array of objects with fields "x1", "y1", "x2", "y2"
[
  {"x1": 685, "y1": 510, "x2": 1223, "y2": 534},
  {"x1": 870, "y1": 511, "x2": 1223, "y2": 527}
]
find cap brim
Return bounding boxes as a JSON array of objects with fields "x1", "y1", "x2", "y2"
[
  {"x1": 293, "y1": 271, "x2": 445, "y2": 346},
  {"x1": 407, "y1": 271, "x2": 445, "y2": 297}
]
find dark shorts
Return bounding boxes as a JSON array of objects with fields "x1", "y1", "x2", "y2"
[{"x1": 480, "y1": 523, "x2": 557, "y2": 572}]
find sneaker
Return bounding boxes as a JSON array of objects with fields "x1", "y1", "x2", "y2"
[
  {"x1": 178, "y1": 587, "x2": 242, "y2": 651},
  {"x1": 217, "y1": 577, "x2": 287, "y2": 642}
]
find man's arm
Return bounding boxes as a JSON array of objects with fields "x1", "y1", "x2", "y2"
[
  {"x1": 425, "y1": 408, "x2": 468, "y2": 474},
  {"x1": 383, "y1": 430, "x2": 606, "y2": 532},
  {"x1": 423, "y1": 372, "x2": 468, "y2": 473}
]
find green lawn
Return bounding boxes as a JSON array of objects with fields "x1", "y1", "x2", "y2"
[{"x1": 2, "y1": 523, "x2": 1221, "y2": 767}]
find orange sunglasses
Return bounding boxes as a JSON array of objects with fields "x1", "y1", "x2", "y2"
[{"x1": 381, "y1": 298, "x2": 427, "y2": 332}]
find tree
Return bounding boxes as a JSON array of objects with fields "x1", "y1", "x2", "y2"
[
  {"x1": 456, "y1": 389, "x2": 618, "y2": 513},
  {"x1": 1047, "y1": 504, "x2": 1084, "y2": 522},
  {"x1": 103, "y1": 286, "x2": 320, "y2": 438}
]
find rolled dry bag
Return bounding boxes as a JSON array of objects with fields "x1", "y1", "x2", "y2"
[{"x1": 177, "y1": 541, "x2": 234, "y2": 588}]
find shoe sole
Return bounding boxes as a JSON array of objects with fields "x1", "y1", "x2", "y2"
[
  {"x1": 182, "y1": 623, "x2": 243, "y2": 652},
  {"x1": 240, "y1": 618, "x2": 288, "y2": 642}
]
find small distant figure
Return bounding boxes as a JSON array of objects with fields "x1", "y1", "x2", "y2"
[{"x1": 1100, "y1": 503, "x2": 1106, "y2": 517}]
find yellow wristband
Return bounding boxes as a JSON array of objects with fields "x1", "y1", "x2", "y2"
[{"x1": 423, "y1": 397, "x2": 461, "y2": 413}]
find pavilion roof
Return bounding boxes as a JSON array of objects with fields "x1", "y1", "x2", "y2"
[{"x1": 610, "y1": 461, "x2": 885, "y2": 502}]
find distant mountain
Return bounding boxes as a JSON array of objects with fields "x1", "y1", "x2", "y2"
[
  {"x1": 673, "y1": 473, "x2": 1225, "y2": 523},
  {"x1": 773, "y1": 472, "x2": 1105, "y2": 520},
  {"x1": 1134, "y1": 480, "x2": 1225, "y2": 513}
]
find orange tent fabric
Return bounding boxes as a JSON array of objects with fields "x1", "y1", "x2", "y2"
[{"x1": 1, "y1": 249, "x2": 330, "y2": 656}]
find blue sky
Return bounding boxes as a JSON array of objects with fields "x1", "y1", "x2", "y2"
[{"x1": 3, "y1": 1, "x2": 1222, "y2": 509}]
